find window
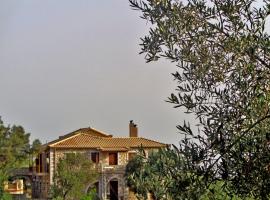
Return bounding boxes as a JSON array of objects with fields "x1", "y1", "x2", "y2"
[
  {"x1": 109, "y1": 153, "x2": 118, "y2": 165},
  {"x1": 91, "y1": 152, "x2": 99, "y2": 164}
]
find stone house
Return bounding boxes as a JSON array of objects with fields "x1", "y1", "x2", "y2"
[{"x1": 31, "y1": 121, "x2": 166, "y2": 200}]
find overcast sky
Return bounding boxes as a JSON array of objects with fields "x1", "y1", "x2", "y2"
[{"x1": 0, "y1": 0, "x2": 196, "y2": 145}]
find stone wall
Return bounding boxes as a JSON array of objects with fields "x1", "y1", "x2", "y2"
[{"x1": 118, "y1": 152, "x2": 127, "y2": 165}]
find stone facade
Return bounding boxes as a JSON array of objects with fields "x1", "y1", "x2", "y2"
[{"x1": 32, "y1": 148, "x2": 152, "y2": 200}]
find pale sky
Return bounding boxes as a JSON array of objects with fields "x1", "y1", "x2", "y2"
[
  {"x1": 1, "y1": 1, "x2": 267, "y2": 145},
  {"x1": 0, "y1": 0, "x2": 194, "y2": 145}
]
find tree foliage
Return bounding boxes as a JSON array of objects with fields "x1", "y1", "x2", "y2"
[
  {"x1": 126, "y1": 149, "x2": 251, "y2": 200},
  {"x1": 0, "y1": 117, "x2": 31, "y2": 198},
  {"x1": 126, "y1": 148, "x2": 207, "y2": 200},
  {"x1": 128, "y1": 0, "x2": 270, "y2": 199},
  {"x1": 51, "y1": 153, "x2": 98, "y2": 200},
  {"x1": 30, "y1": 139, "x2": 42, "y2": 155}
]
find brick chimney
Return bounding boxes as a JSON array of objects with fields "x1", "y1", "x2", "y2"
[{"x1": 129, "y1": 120, "x2": 138, "y2": 137}]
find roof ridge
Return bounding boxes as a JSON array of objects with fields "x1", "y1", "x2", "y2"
[
  {"x1": 103, "y1": 136, "x2": 129, "y2": 139},
  {"x1": 138, "y1": 137, "x2": 167, "y2": 146},
  {"x1": 80, "y1": 133, "x2": 105, "y2": 139},
  {"x1": 44, "y1": 127, "x2": 112, "y2": 148},
  {"x1": 87, "y1": 127, "x2": 113, "y2": 137},
  {"x1": 50, "y1": 133, "x2": 83, "y2": 147},
  {"x1": 44, "y1": 129, "x2": 81, "y2": 147}
]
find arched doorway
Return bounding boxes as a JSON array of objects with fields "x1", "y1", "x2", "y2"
[
  {"x1": 108, "y1": 178, "x2": 118, "y2": 200},
  {"x1": 86, "y1": 181, "x2": 99, "y2": 199}
]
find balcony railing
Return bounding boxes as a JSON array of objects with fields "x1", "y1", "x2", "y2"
[
  {"x1": 94, "y1": 164, "x2": 126, "y2": 174},
  {"x1": 28, "y1": 166, "x2": 48, "y2": 176}
]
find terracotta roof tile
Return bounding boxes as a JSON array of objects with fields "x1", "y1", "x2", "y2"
[
  {"x1": 49, "y1": 133, "x2": 166, "y2": 149},
  {"x1": 43, "y1": 127, "x2": 112, "y2": 149}
]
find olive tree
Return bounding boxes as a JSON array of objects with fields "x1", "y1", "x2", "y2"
[{"x1": 128, "y1": 0, "x2": 270, "y2": 199}]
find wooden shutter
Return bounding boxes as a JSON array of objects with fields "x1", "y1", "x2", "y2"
[
  {"x1": 109, "y1": 153, "x2": 118, "y2": 165},
  {"x1": 91, "y1": 152, "x2": 99, "y2": 163}
]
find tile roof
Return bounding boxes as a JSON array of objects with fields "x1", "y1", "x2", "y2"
[
  {"x1": 49, "y1": 133, "x2": 166, "y2": 149},
  {"x1": 42, "y1": 127, "x2": 112, "y2": 149}
]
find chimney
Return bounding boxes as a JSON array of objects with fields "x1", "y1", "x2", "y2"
[{"x1": 129, "y1": 120, "x2": 138, "y2": 137}]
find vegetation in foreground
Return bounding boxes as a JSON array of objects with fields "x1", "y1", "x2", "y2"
[
  {"x1": 126, "y1": 0, "x2": 270, "y2": 199},
  {"x1": 50, "y1": 152, "x2": 99, "y2": 200},
  {"x1": 0, "y1": 117, "x2": 41, "y2": 199},
  {"x1": 126, "y1": 149, "x2": 256, "y2": 199}
]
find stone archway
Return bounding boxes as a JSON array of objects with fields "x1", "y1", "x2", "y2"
[
  {"x1": 85, "y1": 181, "x2": 99, "y2": 199},
  {"x1": 108, "y1": 178, "x2": 118, "y2": 200}
]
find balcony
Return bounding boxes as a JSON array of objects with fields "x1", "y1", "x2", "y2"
[
  {"x1": 28, "y1": 166, "x2": 48, "y2": 176},
  {"x1": 95, "y1": 164, "x2": 126, "y2": 174}
]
